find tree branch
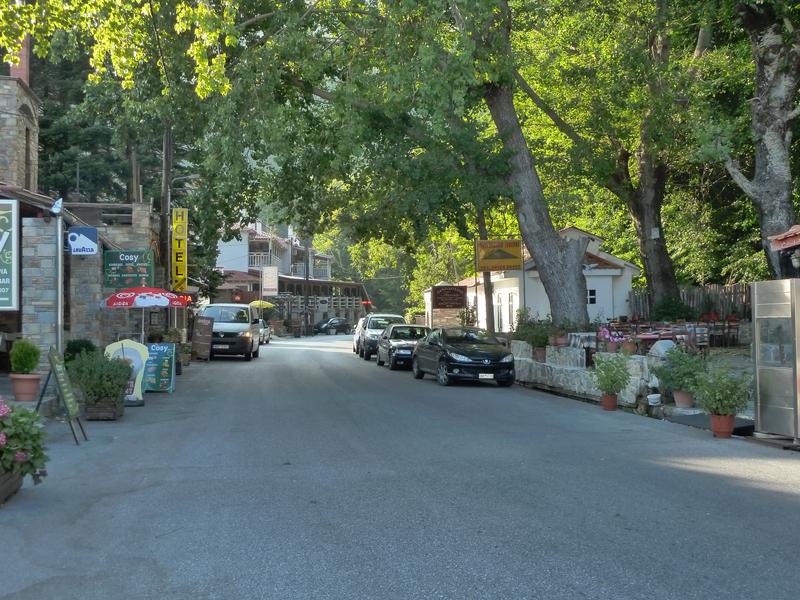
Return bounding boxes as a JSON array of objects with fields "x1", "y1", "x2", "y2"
[
  {"x1": 788, "y1": 104, "x2": 800, "y2": 121},
  {"x1": 237, "y1": 12, "x2": 277, "y2": 30},
  {"x1": 513, "y1": 70, "x2": 586, "y2": 148},
  {"x1": 724, "y1": 158, "x2": 757, "y2": 200}
]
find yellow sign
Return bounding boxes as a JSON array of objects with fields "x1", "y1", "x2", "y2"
[
  {"x1": 476, "y1": 239, "x2": 523, "y2": 272},
  {"x1": 171, "y1": 208, "x2": 188, "y2": 292}
]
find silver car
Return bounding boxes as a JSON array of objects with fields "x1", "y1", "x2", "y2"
[
  {"x1": 376, "y1": 324, "x2": 430, "y2": 369},
  {"x1": 358, "y1": 313, "x2": 406, "y2": 360},
  {"x1": 352, "y1": 317, "x2": 366, "y2": 353}
]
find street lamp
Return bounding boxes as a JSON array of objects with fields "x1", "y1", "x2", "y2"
[{"x1": 51, "y1": 197, "x2": 64, "y2": 353}]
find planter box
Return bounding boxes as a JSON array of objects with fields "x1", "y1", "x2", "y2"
[
  {"x1": 0, "y1": 471, "x2": 23, "y2": 505},
  {"x1": 83, "y1": 401, "x2": 125, "y2": 421}
]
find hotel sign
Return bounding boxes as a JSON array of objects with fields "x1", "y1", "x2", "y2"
[
  {"x1": 172, "y1": 208, "x2": 188, "y2": 292},
  {"x1": 0, "y1": 199, "x2": 19, "y2": 311}
]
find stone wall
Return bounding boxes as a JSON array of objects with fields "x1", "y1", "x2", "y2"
[
  {"x1": 0, "y1": 77, "x2": 39, "y2": 190},
  {"x1": 512, "y1": 340, "x2": 656, "y2": 407},
  {"x1": 21, "y1": 217, "x2": 56, "y2": 371},
  {"x1": 68, "y1": 252, "x2": 104, "y2": 344}
]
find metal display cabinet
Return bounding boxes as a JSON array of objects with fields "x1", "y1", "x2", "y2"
[{"x1": 753, "y1": 279, "x2": 800, "y2": 441}]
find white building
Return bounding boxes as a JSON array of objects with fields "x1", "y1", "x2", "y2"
[
  {"x1": 455, "y1": 228, "x2": 640, "y2": 332},
  {"x1": 216, "y1": 221, "x2": 368, "y2": 325}
]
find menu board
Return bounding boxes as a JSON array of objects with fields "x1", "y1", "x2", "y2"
[
  {"x1": 144, "y1": 343, "x2": 176, "y2": 393},
  {"x1": 48, "y1": 346, "x2": 80, "y2": 419},
  {"x1": 103, "y1": 249, "x2": 154, "y2": 288},
  {"x1": 192, "y1": 316, "x2": 214, "y2": 360}
]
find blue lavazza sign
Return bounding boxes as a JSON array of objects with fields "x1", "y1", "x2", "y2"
[{"x1": 67, "y1": 226, "x2": 98, "y2": 255}]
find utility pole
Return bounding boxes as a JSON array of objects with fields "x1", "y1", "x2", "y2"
[{"x1": 304, "y1": 237, "x2": 311, "y2": 335}]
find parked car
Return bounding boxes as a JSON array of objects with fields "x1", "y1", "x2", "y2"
[
  {"x1": 258, "y1": 319, "x2": 272, "y2": 345},
  {"x1": 199, "y1": 303, "x2": 260, "y2": 360},
  {"x1": 315, "y1": 317, "x2": 352, "y2": 335},
  {"x1": 358, "y1": 313, "x2": 406, "y2": 360},
  {"x1": 411, "y1": 326, "x2": 515, "y2": 386},
  {"x1": 376, "y1": 324, "x2": 430, "y2": 370},
  {"x1": 352, "y1": 317, "x2": 367, "y2": 353}
]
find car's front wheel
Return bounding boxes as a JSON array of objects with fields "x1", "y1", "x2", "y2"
[
  {"x1": 436, "y1": 360, "x2": 450, "y2": 386},
  {"x1": 412, "y1": 357, "x2": 424, "y2": 379},
  {"x1": 376, "y1": 352, "x2": 384, "y2": 366}
]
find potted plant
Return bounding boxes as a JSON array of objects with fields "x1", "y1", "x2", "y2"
[
  {"x1": 693, "y1": 366, "x2": 751, "y2": 438},
  {"x1": 0, "y1": 397, "x2": 48, "y2": 504},
  {"x1": 9, "y1": 339, "x2": 42, "y2": 402},
  {"x1": 67, "y1": 351, "x2": 132, "y2": 420},
  {"x1": 597, "y1": 326, "x2": 623, "y2": 352},
  {"x1": 592, "y1": 353, "x2": 632, "y2": 411},
  {"x1": 514, "y1": 315, "x2": 551, "y2": 362},
  {"x1": 652, "y1": 347, "x2": 705, "y2": 408},
  {"x1": 178, "y1": 343, "x2": 193, "y2": 367},
  {"x1": 64, "y1": 338, "x2": 97, "y2": 364}
]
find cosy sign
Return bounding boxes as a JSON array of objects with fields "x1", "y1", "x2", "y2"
[
  {"x1": 0, "y1": 199, "x2": 18, "y2": 311},
  {"x1": 432, "y1": 285, "x2": 467, "y2": 309},
  {"x1": 104, "y1": 249, "x2": 154, "y2": 288},
  {"x1": 172, "y1": 208, "x2": 188, "y2": 292}
]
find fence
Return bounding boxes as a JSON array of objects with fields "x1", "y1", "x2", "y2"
[{"x1": 628, "y1": 283, "x2": 752, "y2": 321}]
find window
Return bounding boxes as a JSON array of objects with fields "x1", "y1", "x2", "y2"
[
  {"x1": 587, "y1": 289, "x2": 597, "y2": 305},
  {"x1": 508, "y1": 293, "x2": 516, "y2": 329}
]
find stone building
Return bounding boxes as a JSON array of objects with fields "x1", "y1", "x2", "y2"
[{"x1": 0, "y1": 43, "x2": 163, "y2": 371}]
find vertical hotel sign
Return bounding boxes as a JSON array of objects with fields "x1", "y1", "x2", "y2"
[
  {"x1": 171, "y1": 208, "x2": 188, "y2": 292},
  {"x1": 0, "y1": 199, "x2": 18, "y2": 311}
]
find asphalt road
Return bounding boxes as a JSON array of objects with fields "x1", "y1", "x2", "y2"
[{"x1": 4, "y1": 334, "x2": 800, "y2": 599}]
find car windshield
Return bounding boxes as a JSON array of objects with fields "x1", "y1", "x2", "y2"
[
  {"x1": 390, "y1": 326, "x2": 428, "y2": 340},
  {"x1": 202, "y1": 306, "x2": 250, "y2": 323},
  {"x1": 369, "y1": 316, "x2": 404, "y2": 329},
  {"x1": 443, "y1": 327, "x2": 498, "y2": 345}
]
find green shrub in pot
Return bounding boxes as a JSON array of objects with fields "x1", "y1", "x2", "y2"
[
  {"x1": 66, "y1": 351, "x2": 132, "y2": 406},
  {"x1": 10, "y1": 339, "x2": 40, "y2": 374},
  {"x1": 592, "y1": 353, "x2": 631, "y2": 395},
  {"x1": 693, "y1": 366, "x2": 751, "y2": 416},
  {"x1": 652, "y1": 347, "x2": 704, "y2": 392}
]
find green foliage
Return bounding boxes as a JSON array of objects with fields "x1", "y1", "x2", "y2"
[
  {"x1": 593, "y1": 353, "x2": 631, "y2": 395},
  {"x1": 10, "y1": 340, "x2": 40, "y2": 374},
  {"x1": 513, "y1": 310, "x2": 552, "y2": 347},
  {"x1": 64, "y1": 339, "x2": 97, "y2": 364},
  {"x1": 651, "y1": 297, "x2": 696, "y2": 322},
  {"x1": 652, "y1": 347, "x2": 705, "y2": 392},
  {"x1": 66, "y1": 351, "x2": 132, "y2": 406},
  {"x1": 0, "y1": 399, "x2": 48, "y2": 484},
  {"x1": 693, "y1": 366, "x2": 751, "y2": 416}
]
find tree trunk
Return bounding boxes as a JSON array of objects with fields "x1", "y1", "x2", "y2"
[
  {"x1": 476, "y1": 207, "x2": 495, "y2": 332},
  {"x1": 160, "y1": 123, "x2": 173, "y2": 287},
  {"x1": 728, "y1": 3, "x2": 800, "y2": 278},
  {"x1": 484, "y1": 83, "x2": 589, "y2": 327}
]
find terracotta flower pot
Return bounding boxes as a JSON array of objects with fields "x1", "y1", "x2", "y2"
[
  {"x1": 601, "y1": 393, "x2": 618, "y2": 411},
  {"x1": 0, "y1": 472, "x2": 23, "y2": 505},
  {"x1": 710, "y1": 414, "x2": 735, "y2": 438},
  {"x1": 621, "y1": 341, "x2": 637, "y2": 355},
  {"x1": 672, "y1": 389, "x2": 695, "y2": 408},
  {"x1": 606, "y1": 341, "x2": 619, "y2": 353},
  {"x1": 555, "y1": 335, "x2": 569, "y2": 347},
  {"x1": 10, "y1": 373, "x2": 42, "y2": 402}
]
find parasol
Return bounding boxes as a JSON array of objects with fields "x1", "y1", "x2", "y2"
[
  {"x1": 249, "y1": 300, "x2": 275, "y2": 309},
  {"x1": 102, "y1": 287, "x2": 189, "y2": 342}
]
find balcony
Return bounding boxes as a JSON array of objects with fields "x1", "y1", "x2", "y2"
[
  {"x1": 249, "y1": 252, "x2": 281, "y2": 268},
  {"x1": 291, "y1": 264, "x2": 331, "y2": 280}
]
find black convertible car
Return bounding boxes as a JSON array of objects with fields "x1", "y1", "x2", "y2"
[{"x1": 411, "y1": 326, "x2": 515, "y2": 387}]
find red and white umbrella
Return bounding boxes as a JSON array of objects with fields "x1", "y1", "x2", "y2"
[
  {"x1": 102, "y1": 287, "x2": 189, "y2": 342},
  {"x1": 103, "y1": 287, "x2": 189, "y2": 309}
]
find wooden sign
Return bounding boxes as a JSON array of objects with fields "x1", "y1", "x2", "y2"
[
  {"x1": 46, "y1": 346, "x2": 87, "y2": 445},
  {"x1": 432, "y1": 285, "x2": 467, "y2": 309},
  {"x1": 192, "y1": 316, "x2": 214, "y2": 360}
]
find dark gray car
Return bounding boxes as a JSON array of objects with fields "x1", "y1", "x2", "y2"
[{"x1": 376, "y1": 324, "x2": 430, "y2": 370}]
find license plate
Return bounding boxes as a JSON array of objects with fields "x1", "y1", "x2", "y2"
[
  {"x1": 396, "y1": 350, "x2": 411, "y2": 355},
  {"x1": 212, "y1": 344, "x2": 229, "y2": 350},
  {"x1": 478, "y1": 373, "x2": 494, "y2": 379}
]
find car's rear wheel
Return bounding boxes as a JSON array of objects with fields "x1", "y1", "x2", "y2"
[
  {"x1": 412, "y1": 357, "x2": 424, "y2": 379},
  {"x1": 436, "y1": 360, "x2": 450, "y2": 386},
  {"x1": 388, "y1": 357, "x2": 397, "y2": 370},
  {"x1": 363, "y1": 350, "x2": 372, "y2": 361},
  {"x1": 358, "y1": 345, "x2": 364, "y2": 357},
  {"x1": 376, "y1": 351, "x2": 385, "y2": 366}
]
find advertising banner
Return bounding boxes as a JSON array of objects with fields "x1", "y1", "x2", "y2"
[
  {"x1": 262, "y1": 265, "x2": 279, "y2": 296},
  {"x1": 67, "y1": 226, "x2": 98, "y2": 255},
  {"x1": 172, "y1": 208, "x2": 188, "y2": 292},
  {"x1": 144, "y1": 343, "x2": 176, "y2": 393},
  {"x1": 104, "y1": 249, "x2": 154, "y2": 288},
  {"x1": 104, "y1": 340, "x2": 149, "y2": 406},
  {"x1": 432, "y1": 286, "x2": 468, "y2": 309},
  {"x1": 475, "y1": 240, "x2": 523, "y2": 272},
  {"x1": 0, "y1": 199, "x2": 19, "y2": 310}
]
